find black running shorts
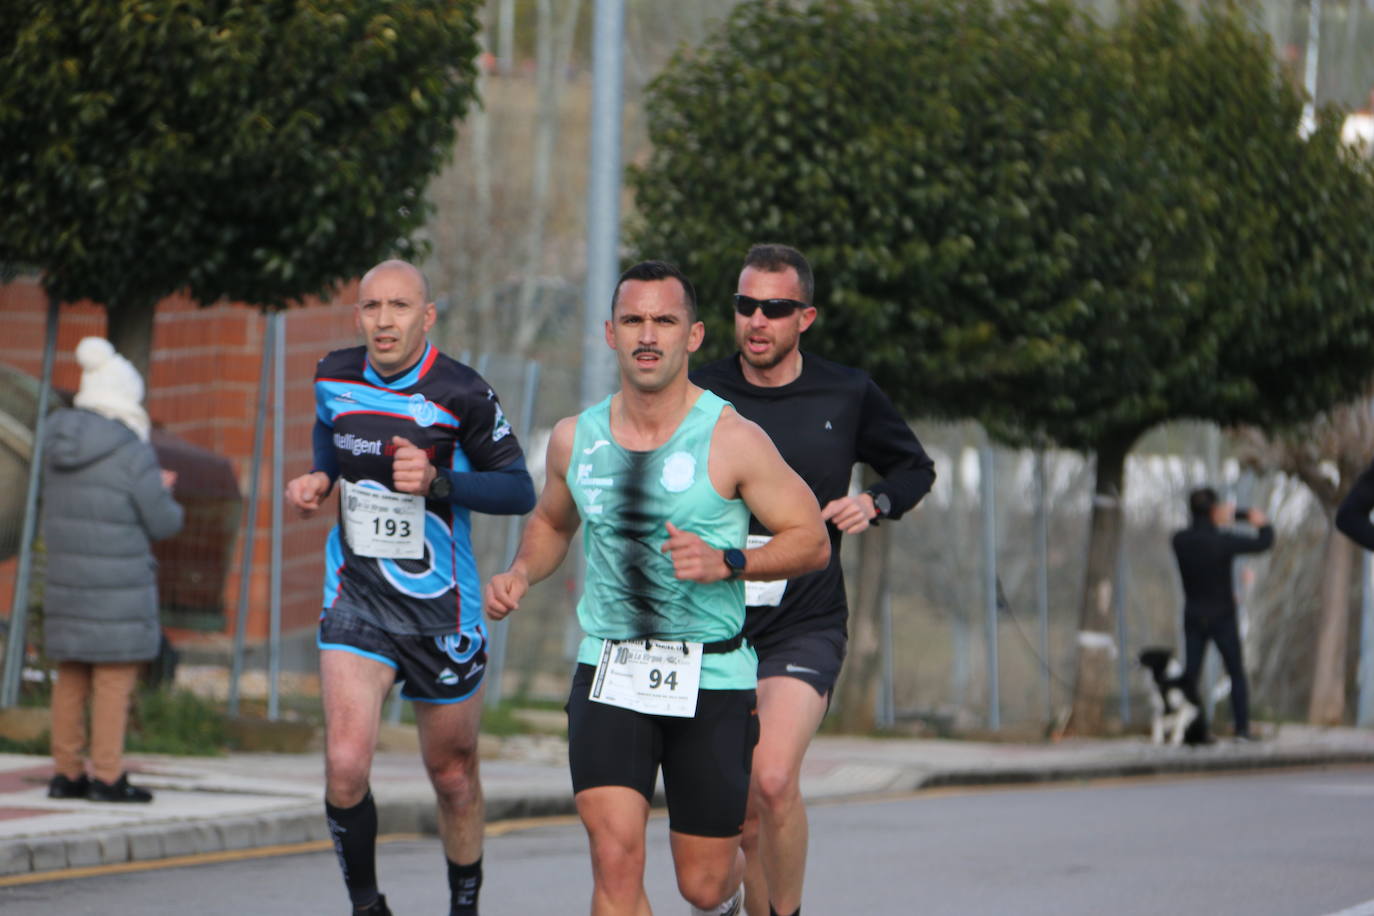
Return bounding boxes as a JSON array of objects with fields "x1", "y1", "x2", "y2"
[
  {"x1": 317, "y1": 613, "x2": 486, "y2": 704},
  {"x1": 565, "y1": 663, "x2": 759, "y2": 838},
  {"x1": 754, "y1": 627, "x2": 846, "y2": 697}
]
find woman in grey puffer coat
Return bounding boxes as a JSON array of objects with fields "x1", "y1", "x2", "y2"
[{"x1": 42, "y1": 337, "x2": 183, "y2": 803}]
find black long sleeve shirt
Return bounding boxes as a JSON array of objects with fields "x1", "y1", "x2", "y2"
[
  {"x1": 692, "y1": 351, "x2": 936, "y2": 646},
  {"x1": 1336, "y1": 458, "x2": 1374, "y2": 551},
  {"x1": 1171, "y1": 518, "x2": 1274, "y2": 621}
]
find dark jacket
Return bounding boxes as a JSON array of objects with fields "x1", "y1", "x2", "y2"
[
  {"x1": 41, "y1": 408, "x2": 183, "y2": 663},
  {"x1": 1171, "y1": 518, "x2": 1273, "y2": 621},
  {"x1": 1336, "y1": 459, "x2": 1374, "y2": 551}
]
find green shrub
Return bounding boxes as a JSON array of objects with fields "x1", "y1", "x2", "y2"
[
  {"x1": 126, "y1": 689, "x2": 228, "y2": 756},
  {"x1": 0, "y1": 732, "x2": 47, "y2": 755}
]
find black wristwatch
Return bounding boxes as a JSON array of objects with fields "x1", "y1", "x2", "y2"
[
  {"x1": 427, "y1": 471, "x2": 452, "y2": 501},
  {"x1": 867, "y1": 490, "x2": 891, "y2": 521},
  {"x1": 723, "y1": 548, "x2": 747, "y2": 580}
]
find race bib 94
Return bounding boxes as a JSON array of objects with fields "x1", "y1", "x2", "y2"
[{"x1": 589, "y1": 638, "x2": 702, "y2": 717}]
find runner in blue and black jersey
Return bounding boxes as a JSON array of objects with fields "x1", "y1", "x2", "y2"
[{"x1": 285, "y1": 259, "x2": 534, "y2": 916}]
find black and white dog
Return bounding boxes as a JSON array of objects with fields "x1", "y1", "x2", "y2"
[{"x1": 1137, "y1": 647, "x2": 1207, "y2": 746}]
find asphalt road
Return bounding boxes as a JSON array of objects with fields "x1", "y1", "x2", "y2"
[{"x1": 3, "y1": 766, "x2": 1374, "y2": 915}]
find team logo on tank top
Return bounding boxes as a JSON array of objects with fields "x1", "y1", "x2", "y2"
[{"x1": 660, "y1": 451, "x2": 696, "y2": 493}]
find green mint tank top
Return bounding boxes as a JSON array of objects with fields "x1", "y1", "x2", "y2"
[{"x1": 567, "y1": 390, "x2": 756, "y2": 689}]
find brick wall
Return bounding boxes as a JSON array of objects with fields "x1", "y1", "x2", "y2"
[{"x1": 0, "y1": 277, "x2": 361, "y2": 648}]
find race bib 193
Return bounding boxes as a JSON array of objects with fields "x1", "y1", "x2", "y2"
[{"x1": 341, "y1": 479, "x2": 425, "y2": 559}]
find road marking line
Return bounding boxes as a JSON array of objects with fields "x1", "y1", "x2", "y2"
[
  {"x1": 0, "y1": 839, "x2": 340, "y2": 887},
  {"x1": 1319, "y1": 900, "x2": 1374, "y2": 916}
]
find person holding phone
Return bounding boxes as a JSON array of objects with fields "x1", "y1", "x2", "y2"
[{"x1": 1172, "y1": 487, "x2": 1274, "y2": 742}]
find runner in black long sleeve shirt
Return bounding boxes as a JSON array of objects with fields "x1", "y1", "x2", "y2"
[
  {"x1": 693, "y1": 351, "x2": 934, "y2": 646},
  {"x1": 691, "y1": 244, "x2": 934, "y2": 916},
  {"x1": 1172, "y1": 487, "x2": 1273, "y2": 742}
]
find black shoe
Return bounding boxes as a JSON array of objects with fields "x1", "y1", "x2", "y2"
[
  {"x1": 86, "y1": 772, "x2": 153, "y2": 803},
  {"x1": 353, "y1": 895, "x2": 392, "y2": 916},
  {"x1": 47, "y1": 773, "x2": 89, "y2": 799}
]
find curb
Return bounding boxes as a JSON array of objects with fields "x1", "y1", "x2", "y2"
[
  {"x1": 0, "y1": 803, "x2": 326, "y2": 878},
  {"x1": 917, "y1": 748, "x2": 1374, "y2": 789},
  {"x1": 0, "y1": 793, "x2": 589, "y2": 879}
]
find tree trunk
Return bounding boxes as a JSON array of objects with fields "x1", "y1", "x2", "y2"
[
  {"x1": 1308, "y1": 523, "x2": 1354, "y2": 725},
  {"x1": 1067, "y1": 436, "x2": 1132, "y2": 735},
  {"x1": 834, "y1": 511, "x2": 889, "y2": 734},
  {"x1": 105, "y1": 303, "x2": 156, "y2": 381}
]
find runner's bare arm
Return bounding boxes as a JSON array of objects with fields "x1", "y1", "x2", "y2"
[
  {"x1": 484, "y1": 417, "x2": 582, "y2": 620},
  {"x1": 707, "y1": 409, "x2": 829, "y2": 581}
]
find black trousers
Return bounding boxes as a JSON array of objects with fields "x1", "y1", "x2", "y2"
[{"x1": 1183, "y1": 612, "x2": 1248, "y2": 736}]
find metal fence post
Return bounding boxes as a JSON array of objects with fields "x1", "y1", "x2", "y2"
[
  {"x1": 227, "y1": 314, "x2": 274, "y2": 717},
  {"x1": 1035, "y1": 448, "x2": 1052, "y2": 722},
  {"x1": 0, "y1": 297, "x2": 59, "y2": 708},
  {"x1": 268, "y1": 310, "x2": 284, "y2": 721},
  {"x1": 486, "y1": 357, "x2": 540, "y2": 708},
  {"x1": 979, "y1": 441, "x2": 1000, "y2": 731}
]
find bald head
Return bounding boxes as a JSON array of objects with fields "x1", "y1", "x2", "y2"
[{"x1": 361, "y1": 259, "x2": 431, "y2": 303}]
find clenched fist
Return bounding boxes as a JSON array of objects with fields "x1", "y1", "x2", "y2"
[
  {"x1": 660, "y1": 522, "x2": 729, "y2": 583},
  {"x1": 285, "y1": 471, "x2": 332, "y2": 518},
  {"x1": 391, "y1": 436, "x2": 436, "y2": 495},
  {"x1": 484, "y1": 569, "x2": 530, "y2": 621}
]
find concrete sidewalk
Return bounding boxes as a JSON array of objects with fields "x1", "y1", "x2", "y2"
[{"x1": 2, "y1": 723, "x2": 1372, "y2": 878}]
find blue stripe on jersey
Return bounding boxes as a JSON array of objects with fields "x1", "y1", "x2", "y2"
[
  {"x1": 447, "y1": 507, "x2": 481, "y2": 631},
  {"x1": 315, "y1": 377, "x2": 461, "y2": 429},
  {"x1": 324, "y1": 527, "x2": 345, "y2": 608}
]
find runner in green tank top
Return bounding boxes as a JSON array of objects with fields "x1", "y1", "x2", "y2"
[
  {"x1": 569, "y1": 388, "x2": 756, "y2": 689},
  {"x1": 484, "y1": 261, "x2": 828, "y2": 916}
]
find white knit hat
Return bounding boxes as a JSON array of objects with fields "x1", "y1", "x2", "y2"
[{"x1": 73, "y1": 336, "x2": 150, "y2": 441}]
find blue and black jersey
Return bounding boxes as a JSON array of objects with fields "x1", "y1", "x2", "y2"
[{"x1": 312, "y1": 342, "x2": 532, "y2": 637}]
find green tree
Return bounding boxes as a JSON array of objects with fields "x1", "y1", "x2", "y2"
[
  {"x1": 628, "y1": 0, "x2": 1374, "y2": 732},
  {"x1": 0, "y1": 0, "x2": 482, "y2": 373}
]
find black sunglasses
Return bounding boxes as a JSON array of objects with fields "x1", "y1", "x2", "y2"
[{"x1": 733, "y1": 294, "x2": 807, "y2": 319}]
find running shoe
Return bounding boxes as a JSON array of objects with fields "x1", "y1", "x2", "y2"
[{"x1": 690, "y1": 885, "x2": 744, "y2": 916}]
